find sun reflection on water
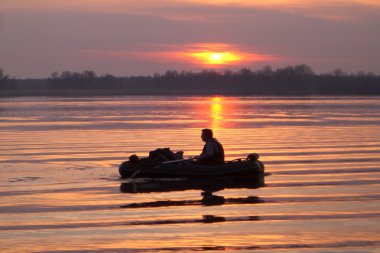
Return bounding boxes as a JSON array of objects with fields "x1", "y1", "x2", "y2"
[
  {"x1": 211, "y1": 97, "x2": 223, "y2": 126},
  {"x1": 206, "y1": 96, "x2": 238, "y2": 132}
]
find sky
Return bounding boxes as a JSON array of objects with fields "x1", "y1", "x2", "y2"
[{"x1": 1, "y1": 0, "x2": 380, "y2": 78}]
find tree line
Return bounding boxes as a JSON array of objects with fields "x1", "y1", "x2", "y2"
[
  {"x1": 1, "y1": 65, "x2": 380, "y2": 95},
  {"x1": 0, "y1": 68, "x2": 16, "y2": 90}
]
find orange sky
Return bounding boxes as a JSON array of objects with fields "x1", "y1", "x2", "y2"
[
  {"x1": 1, "y1": 0, "x2": 379, "y2": 77},
  {"x1": 3, "y1": 0, "x2": 380, "y2": 13},
  {"x1": 88, "y1": 43, "x2": 277, "y2": 67}
]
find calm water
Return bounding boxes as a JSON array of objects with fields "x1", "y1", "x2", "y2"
[{"x1": 1, "y1": 96, "x2": 380, "y2": 253}]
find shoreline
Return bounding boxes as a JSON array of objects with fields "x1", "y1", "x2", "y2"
[{"x1": 2, "y1": 89, "x2": 380, "y2": 97}]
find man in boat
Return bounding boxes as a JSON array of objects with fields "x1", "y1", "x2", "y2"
[{"x1": 195, "y1": 128, "x2": 225, "y2": 165}]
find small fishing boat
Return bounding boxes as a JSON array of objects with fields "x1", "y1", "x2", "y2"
[
  {"x1": 119, "y1": 154, "x2": 265, "y2": 179},
  {"x1": 120, "y1": 175, "x2": 266, "y2": 194}
]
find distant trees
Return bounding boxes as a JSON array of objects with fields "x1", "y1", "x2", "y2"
[
  {"x1": 2, "y1": 65, "x2": 380, "y2": 95},
  {"x1": 0, "y1": 68, "x2": 8, "y2": 80},
  {"x1": 0, "y1": 68, "x2": 14, "y2": 90},
  {"x1": 149, "y1": 65, "x2": 379, "y2": 95},
  {"x1": 48, "y1": 70, "x2": 118, "y2": 89}
]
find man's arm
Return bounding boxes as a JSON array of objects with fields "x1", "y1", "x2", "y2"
[{"x1": 197, "y1": 142, "x2": 215, "y2": 161}]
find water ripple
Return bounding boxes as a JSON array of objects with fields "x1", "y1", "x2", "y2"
[{"x1": 1, "y1": 212, "x2": 380, "y2": 231}]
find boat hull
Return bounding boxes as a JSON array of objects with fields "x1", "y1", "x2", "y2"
[
  {"x1": 120, "y1": 175, "x2": 266, "y2": 194},
  {"x1": 119, "y1": 159, "x2": 265, "y2": 179}
]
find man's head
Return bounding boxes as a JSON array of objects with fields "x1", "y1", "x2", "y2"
[{"x1": 201, "y1": 128, "x2": 213, "y2": 142}]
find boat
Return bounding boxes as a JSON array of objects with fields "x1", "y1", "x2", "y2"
[
  {"x1": 119, "y1": 155, "x2": 265, "y2": 179},
  {"x1": 120, "y1": 175, "x2": 266, "y2": 194}
]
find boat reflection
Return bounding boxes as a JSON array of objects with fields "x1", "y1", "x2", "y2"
[
  {"x1": 120, "y1": 176, "x2": 266, "y2": 208},
  {"x1": 120, "y1": 194, "x2": 264, "y2": 208},
  {"x1": 120, "y1": 176, "x2": 265, "y2": 194}
]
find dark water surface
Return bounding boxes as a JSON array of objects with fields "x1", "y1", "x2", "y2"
[{"x1": 1, "y1": 96, "x2": 380, "y2": 252}]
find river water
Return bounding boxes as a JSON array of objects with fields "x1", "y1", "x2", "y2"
[{"x1": 0, "y1": 96, "x2": 380, "y2": 252}]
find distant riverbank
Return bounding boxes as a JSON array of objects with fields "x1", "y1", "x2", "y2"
[
  {"x1": 2, "y1": 89, "x2": 380, "y2": 97},
  {"x1": 2, "y1": 65, "x2": 380, "y2": 97},
  {"x1": 0, "y1": 89, "x2": 231, "y2": 97}
]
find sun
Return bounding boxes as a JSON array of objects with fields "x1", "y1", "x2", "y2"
[
  {"x1": 165, "y1": 43, "x2": 275, "y2": 67},
  {"x1": 210, "y1": 53, "x2": 223, "y2": 63},
  {"x1": 190, "y1": 51, "x2": 242, "y2": 66}
]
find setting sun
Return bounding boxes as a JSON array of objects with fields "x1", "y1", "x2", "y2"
[
  {"x1": 99, "y1": 43, "x2": 276, "y2": 68},
  {"x1": 190, "y1": 51, "x2": 243, "y2": 66},
  {"x1": 174, "y1": 43, "x2": 276, "y2": 67},
  {"x1": 211, "y1": 53, "x2": 222, "y2": 61}
]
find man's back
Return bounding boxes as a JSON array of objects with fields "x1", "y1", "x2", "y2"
[{"x1": 199, "y1": 138, "x2": 224, "y2": 164}]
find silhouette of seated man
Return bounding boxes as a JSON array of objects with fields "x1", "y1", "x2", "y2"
[{"x1": 195, "y1": 128, "x2": 224, "y2": 165}]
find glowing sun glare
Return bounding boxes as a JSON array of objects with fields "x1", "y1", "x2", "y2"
[{"x1": 191, "y1": 51, "x2": 242, "y2": 65}]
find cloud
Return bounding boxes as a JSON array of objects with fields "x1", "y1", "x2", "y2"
[
  {"x1": 3, "y1": 0, "x2": 380, "y2": 22},
  {"x1": 1, "y1": 0, "x2": 379, "y2": 77},
  {"x1": 81, "y1": 43, "x2": 278, "y2": 68}
]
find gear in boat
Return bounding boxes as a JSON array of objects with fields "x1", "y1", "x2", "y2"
[{"x1": 119, "y1": 150, "x2": 265, "y2": 179}]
